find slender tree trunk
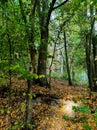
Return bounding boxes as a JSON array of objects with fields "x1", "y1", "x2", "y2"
[
  {"x1": 63, "y1": 31, "x2": 72, "y2": 86},
  {"x1": 85, "y1": 34, "x2": 94, "y2": 91},
  {"x1": 48, "y1": 41, "x2": 56, "y2": 85},
  {"x1": 92, "y1": 35, "x2": 97, "y2": 91},
  {"x1": 25, "y1": 80, "x2": 33, "y2": 130},
  {"x1": 19, "y1": 0, "x2": 37, "y2": 129},
  {"x1": 4, "y1": 2, "x2": 13, "y2": 128},
  {"x1": 87, "y1": 6, "x2": 96, "y2": 91}
]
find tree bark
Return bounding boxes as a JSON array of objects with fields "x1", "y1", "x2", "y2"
[
  {"x1": 37, "y1": 25, "x2": 49, "y2": 86},
  {"x1": 92, "y1": 35, "x2": 97, "y2": 91},
  {"x1": 37, "y1": 0, "x2": 69, "y2": 86},
  {"x1": 19, "y1": 0, "x2": 37, "y2": 129},
  {"x1": 37, "y1": 0, "x2": 53, "y2": 86},
  {"x1": 85, "y1": 34, "x2": 94, "y2": 91},
  {"x1": 63, "y1": 31, "x2": 72, "y2": 86}
]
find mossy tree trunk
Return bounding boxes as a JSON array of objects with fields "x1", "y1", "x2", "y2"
[{"x1": 37, "y1": 0, "x2": 68, "y2": 86}]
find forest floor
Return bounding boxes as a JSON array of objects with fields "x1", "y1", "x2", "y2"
[{"x1": 0, "y1": 78, "x2": 97, "y2": 130}]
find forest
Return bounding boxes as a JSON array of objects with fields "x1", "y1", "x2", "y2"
[{"x1": 0, "y1": 0, "x2": 97, "y2": 130}]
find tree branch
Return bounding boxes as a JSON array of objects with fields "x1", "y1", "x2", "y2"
[
  {"x1": 46, "y1": 0, "x2": 57, "y2": 25},
  {"x1": 53, "y1": 0, "x2": 68, "y2": 10},
  {"x1": 46, "y1": 0, "x2": 69, "y2": 25}
]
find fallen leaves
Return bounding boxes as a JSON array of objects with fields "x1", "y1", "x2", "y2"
[{"x1": 0, "y1": 78, "x2": 97, "y2": 130}]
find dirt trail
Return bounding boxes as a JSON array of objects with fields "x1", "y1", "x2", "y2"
[{"x1": 32, "y1": 80, "x2": 89, "y2": 130}]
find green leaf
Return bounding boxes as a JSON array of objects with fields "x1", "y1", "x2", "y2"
[
  {"x1": 81, "y1": 99, "x2": 86, "y2": 103},
  {"x1": 94, "y1": 110, "x2": 97, "y2": 118},
  {"x1": 32, "y1": 93, "x2": 36, "y2": 98},
  {"x1": 0, "y1": 109, "x2": 5, "y2": 114},
  {"x1": 72, "y1": 106, "x2": 79, "y2": 112},
  {"x1": 32, "y1": 73, "x2": 38, "y2": 79},
  {"x1": 63, "y1": 115, "x2": 68, "y2": 120},
  {"x1": 0, "y1": 73, "x2": 7, "y2": 79},
  {"x1": 23, "y1": 92, "x2": 26, "y2": 97},
  {"x1": 10, "y1": 64, "x2": 20, "y2": 71},
  {"x1": 21, "y1": 103, "x2": 25, "y2": 113},
  {"x1": 28, "y1": 94, "x2": 33, "y2": 99},
  {"x1": 7, "y1": 110, "x2": 10, "y2": 114},
  {"x1": 72, "y1": 98, "x2": 77, "y2": 103},
  {"x1": 22, "y1": 0, "x2": 27, "y2": 2},
  {"x1": 38, "y1": 75, "x2": 45, "y2": 79},
  {"x1": 79, "y1": 106, "x2": 91, "y2": 114},
  {"x1": 0, "y1": 28, "x2": 6, "y2": 36}
]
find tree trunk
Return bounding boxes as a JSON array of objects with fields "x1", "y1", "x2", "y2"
[
  {"x1": 37, "y1": 25, "x2": 49, "y2": 86},
  {"x1": 25, "y1": 0, "x2": 37, "y2": 128},
  {"x1": 19, "y1": 0, "x2": 37, "y2": 129},
  {"x1": 86, "y1": 6, "x2": 96, "y2": 91},
  {"x1": 48, "y1": 41, "x2": 56, "y2": 85},
  {"x1": 92, "y1": 35, "x2": 97, "y2": 91},
  {"x1": 37, "y1": 0, "x2": 68, "y2": 86},
  {"x1": 37, "y1": 0, "x2": 50, "y2": 86},
  {"x1": 85, "y1": 34, "x2": 94, "y2": 91},
  {"x1": 63, "y1": 31, "x2": 72, "y2": 86}
]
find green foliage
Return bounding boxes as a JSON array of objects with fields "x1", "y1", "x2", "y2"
[
  {"x1": 72, "y1": 106, "x2": 79, "y2": 113},
  {"x1": 94, "y1": 108, "x2": 97, "y2": 118},
  {"x1": 0, "y1": 62, "x2": 38, "y2": 81},
  {"x1": 0, "y1": 73, "x2": 8, "y2": 79},
  {"x1": 78, "y1": 106, "x2": 91, "y2": 114},
  {"x1": 63, "y1": 98, "x2": 97, "y2": 130},
  {"x1": 20, "y1": 102, "x2": 25, "y2": 113},
  {"x1": 71, "y1": 117, "x2": 87, "y2": 123},
  {"x1": 0, "y1": 60, "x2": 9, "y2": 72},
  {"x1": 0, "y1": 109, "x2": 5, "y2": 114},
  {"x1": 72, "y1": 105, "x2": 91, "y2": 114},
  {"x1": 23, "y1": 92, "x2": 26, "y2": 97},
  {"x1": 72, "y1": 98, "x2": 78, "y2": 103},
  {"x1": 83, "y1": 122, "x2": 91, "y2": 130},
  {"x1": 63, "y1": 115, "x2": 68, "y2": 120},
  {"x1": 91, "y1": 108, "x2": 97, "y2": 127},
  {"x1": 7, "y1": 111, "x2": 35, "y2": 130},
  {"x1": 72, "y1": 98, "x2": 91, "y2": 114},
  {"x1": 0, "y1": 0, "x2": 8, "y2": 3},
  {"x1": 61, "y1": 73, "x2": 68, "y2": 80},
  {"x1": 27, "y1": 123, "x2": 35, "y2": 130},
  {"x1": 28, "y1": 93, "x2": 33, "y2": 99},
  {"x1": 38, "y1": 75, "x2": 45, "y2": 79},
  {"x1": 81, "y1": 99, "x2": 86, "y2": 103},
  {"x1": 9, "y1": 63, "x2": 44, "y2": 80},
  {"x1": 0, "y1": 62, "x2": 44, "y2": 81},
  {"x1": 0, "y1": 107, "x2": 11, "y2": 115},
  {"x1": 63, "y1": 114, "x2": 87, "y2": 123},
  {"x1": 9, "y1": 118, "x2": 25, "y2": 130},
  {"x1": 51, "y1": 73, "x2": 59, "y2": 79}
]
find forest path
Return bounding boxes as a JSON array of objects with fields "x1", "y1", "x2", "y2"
[
  {"x1": 31, "y1": 79, "x2": 91, "y2": 130},
  {"x1": 0, "y1": 79, "x2": 97, "y2": 130}
]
